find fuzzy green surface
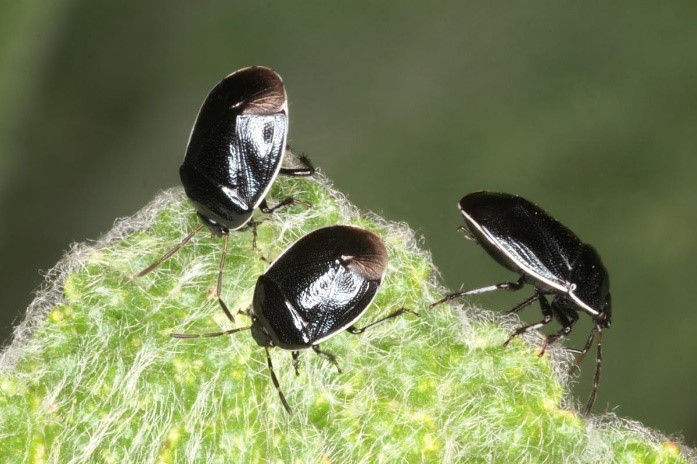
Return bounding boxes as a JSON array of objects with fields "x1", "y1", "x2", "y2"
[{"x1": 0, "y1": 176, "x2": 690, "y2": 463}]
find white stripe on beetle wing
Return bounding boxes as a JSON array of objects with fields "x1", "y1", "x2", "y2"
[
  {"x1": 250, "y1": 112, "x2": 288, "y2": 210},
  {"x1": 568, "y1": 292, "x2": 600, "y2": 316}
]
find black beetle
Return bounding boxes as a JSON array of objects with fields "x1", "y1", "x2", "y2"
[
  {"x1": 172, "y1": 225, "x2": 417, "y2": 414},
  {"x1": 431, "y1": 192, "x2": 611, "y2": 414},
  {"x1": 134, "y1": 66, "x2": 314, "y2": 322}
]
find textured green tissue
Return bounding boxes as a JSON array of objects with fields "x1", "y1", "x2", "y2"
[{"x1": 0, "y1": 175, "x2": 692, "y2": 463}]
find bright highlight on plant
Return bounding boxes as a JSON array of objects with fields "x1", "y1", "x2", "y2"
[{"x1": 0, "y1": 175, "x2": 692, "y2": 463}]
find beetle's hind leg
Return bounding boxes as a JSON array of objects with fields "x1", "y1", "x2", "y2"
[
  {"x1": 346, "y1": 307, "x2": 419, "y2": 334},
  {"x1": 430, "y1": 276, "x2": 525, "y2": 309},
  {"x1": 312, "y1": 345, "x2": 342, "y2": 374},
  {"x1": 131, "y1": 224, "x2": 204, "y2": 279},
  {"x1": 280, "y1": 146, "x2": 315, "y2": 176},
  {"x1": 503, "y1": 293, "x2": 553, "y2": 346}
]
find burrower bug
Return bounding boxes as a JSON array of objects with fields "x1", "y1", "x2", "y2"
[
  {"x1": 431, "y1": 192, "x2": 611, "y2": 414},
  {"x1": 172, "y1": 225, "x2": 418, "y2": 414},
  {"x1": 134, "y1": 66, "x2": 314, "y2": 322}
]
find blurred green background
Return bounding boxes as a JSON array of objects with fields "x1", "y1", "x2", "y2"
[{"x1": 2, "y1": 0, "x2": 696, "y2": 446}]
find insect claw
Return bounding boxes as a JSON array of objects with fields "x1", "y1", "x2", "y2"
[{"x1": 537, "y1": 344, "x2": 548, "y2": 357}]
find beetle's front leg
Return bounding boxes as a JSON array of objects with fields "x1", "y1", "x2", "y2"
[{"x1": 537, "y1": 304, "x2": 578, "y2": 357}]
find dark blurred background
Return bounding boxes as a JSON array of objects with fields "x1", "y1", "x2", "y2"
[{"x1": 2, "y1": 0, "x2": 696, "y2": 445}]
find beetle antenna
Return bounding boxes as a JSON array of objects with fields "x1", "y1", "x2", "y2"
[
  {"x1": 132, "y1": 224, "x2": 204, "y2": 279},
  {"x1": 265, "y1": 347, "x2": 292, "y2": 415},
  {"x1": 170, "y1": 326, "x2": 250, "y2": 339},
  {"x1": 216, "y1": 234, "x2": 235, "y2": 323},
  {"x1": 583, "y1": 328, "x2": 603, "y2": 415}
]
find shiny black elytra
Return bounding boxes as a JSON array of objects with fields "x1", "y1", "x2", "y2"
[
  {"x1": 431, "y1": 192, "x2": 611, "y2": 415},
  {"x1": 134, "y1": 66, "x2": 314, "y2": 322},
  {"x1": 172, "y1": 225, "x2": 417, "y2": 414},
  {"x1": 180, "y1": 65, "x2": 314, "y2": 234}
]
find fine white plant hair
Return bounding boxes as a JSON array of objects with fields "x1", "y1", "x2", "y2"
[{"x1": 0, "y1": 174, "x2": 693, "y2": 463}]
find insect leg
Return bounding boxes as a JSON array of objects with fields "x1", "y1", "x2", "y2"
[
  {"x1": 291, "y1": 351, "x2": 301, "y2": 376},
  {"x1": 237, "y1": 307, "x2": 253, "y2": 319},
  {"x1": 429, "y1": 276, "x2": 525, "y2": 309},
  {"x1": 240, "y1": 220, "x2": 272, "y2": 259},
  {"x1": 583, "y1": 328, "x2": 603, "y2": 415},
  {"x1": 215, "y1": 234, "x2": 235, "y2": 323},
  {"x1": 264, "y1": 347, "x2": 292, "y2": 414},
  {"x1": 170, "y1": 325, "x2": 251, "y2": 339},
  {"x1": 504, "y1": 293, "x2": 540, "y2": 314},
  {"x1": 311, "y1": 345, "x2": 342, "y2": 374},
  {"x1": 568, "y1": 327, "x2": 597, "y2": 375},
  {"x1": 456, "y1": 225, "x2": 476, "y2": 240},
  {"x1": 131, "y1": 224, "x2": 203, "y2": 278},
  {"x1": 537, "y1": 303, "x2": 578, "y2": 357},
  {"x1": 259, "y1": 197, "x2": 310, "y2": 214},
  {"x1": 346, "y1": 307, "x2": 419, "y2": 334},
  {"x1": 503, "y1": 293, "x2": 553, "y2": 346},
  {"x1": 244, "y1": 219, "x2": 261, "y2": 249},
  {"x1": 280, "y1": 147, "x2": 315, "y2": 176}
]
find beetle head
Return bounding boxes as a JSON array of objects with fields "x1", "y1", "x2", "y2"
[
  {"x1": 250, "y1": 276, "x2": 276, "y2": 347},
  {"x1": 597, "y1": 293, "x2": 612, "y2": 328},
  {"x1": 250, "y1": 316, "x2": 273, "y2": 347},
  {"x1": 569, "y1": 244, "x2": 610, "y2": 319}
]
